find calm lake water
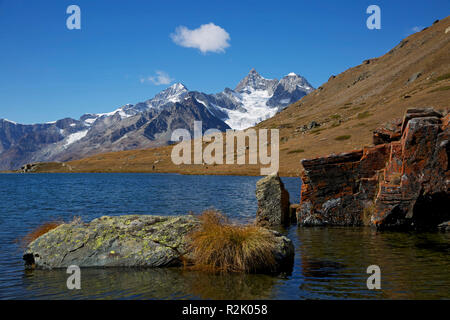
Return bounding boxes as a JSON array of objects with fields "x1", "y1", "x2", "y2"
[{"x1": 0, "y1": 173, "x2": 449, "y2": 300}]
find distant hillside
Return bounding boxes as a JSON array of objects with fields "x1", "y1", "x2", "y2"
[{"x1": 21, "y1": 16, "x2": 450, "y2": 176}]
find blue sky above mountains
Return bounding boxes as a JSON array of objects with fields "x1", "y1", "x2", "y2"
[{"x1": 0, "y1": 0, "x2": 449, "y2": 124}]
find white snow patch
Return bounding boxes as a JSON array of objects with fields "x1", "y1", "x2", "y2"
[
  {"x1": 3, "y1": 119, "x2": 17, "y2": 124},
  {"x1": 84, "y1": 118, "x2": 97, "y2": 125},
  {"x1": 96, "y1": 107, "x2": 133, "y2": 119},
  {"x1": 64, "y1": 130, "x2": 88, "y2": 147},
  {"x1": 223, "y1": 89, "x2": 276, "y2": 130}
]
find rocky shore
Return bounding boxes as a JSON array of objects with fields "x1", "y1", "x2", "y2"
[
  {"x1": 23, "y1": 214, "x2": 294, "y2": 272},
  {"x1": 296, "y1": 108, "x2": 449, "y2": 230}
]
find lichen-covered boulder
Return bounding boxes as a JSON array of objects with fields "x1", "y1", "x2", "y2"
[
  {"x1": 255, "y1": 173, "x2": 291, "y2": 227},
  {"x1": 23, "y1": 215, "x2": 199, "y2": 269},
  {"x1": 23, "y1": 214, "x2": 295, "y2": 273}
]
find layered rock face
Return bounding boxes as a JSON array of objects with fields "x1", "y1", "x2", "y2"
[
  {"x1": 255, "y1": 173, "x2": 291, "y2": 227},
  {"x1": 23, "y1": 214, "x2": 294, "y2": 271},
  {"x1": 297, "y1": 108, "x2": 449, "y2": 230}
]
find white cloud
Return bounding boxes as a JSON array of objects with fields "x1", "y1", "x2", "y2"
[
  {"x1": 411, "y1": 26, "x2": 423, "y2": 33},
  {"x1": 170, "y1": 23, "x2": 230, "y2": 54},
  {"x1": 140, "y1": 71, "x2": 174, "y2": 85}
]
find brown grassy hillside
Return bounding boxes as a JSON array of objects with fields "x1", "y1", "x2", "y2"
[{"x1": 27, "y1": 17, "x2": 450, "y2": 176}]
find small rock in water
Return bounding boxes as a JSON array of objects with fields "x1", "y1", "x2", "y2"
[{"x1": 255, "y1": 173, "x2": 291, "y2": 227}]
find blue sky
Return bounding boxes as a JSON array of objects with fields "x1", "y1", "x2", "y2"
[{"x1": 0, "y1": 0, "x2": 449, "y2": 124}]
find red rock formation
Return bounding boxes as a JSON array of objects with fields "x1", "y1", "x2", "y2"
[{"x1": 297, "y1": 108, "x2": 449, "y2": 230}]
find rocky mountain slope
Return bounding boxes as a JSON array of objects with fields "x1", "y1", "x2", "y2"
[
  {"x1": 0, "y1": 70, "x2": 313, "y2": 170},
  {"x1": 12, "y1": 17, "x2": 450, "y2": 175}
]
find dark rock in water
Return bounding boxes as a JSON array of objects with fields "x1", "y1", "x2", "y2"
[
  {"x1": 297, "y1": 108, "x2": 450, "y2": 230},
  {"x1": 256, "y1": 173, "x2": 291, "y2": 227},
  {"x1": 289, "y1": 204, "x2": 300, "y2": 223},
  {"x1": 23, "y1": 214, "x2": 295, "y2": 272},
  {"x1": 296, "y1": 147, "x2": 387, "y2": 226}
]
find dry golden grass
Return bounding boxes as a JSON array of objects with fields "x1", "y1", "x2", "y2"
[
  {"x1": 18, "y1": 221, "x2": 62, "y2": 248},
  {"x1": 18, "y1": 216, "x2": 82, "y2": 248},
  {"x1": 187, "y1": 210, "x2": 278, "y2": 273}
]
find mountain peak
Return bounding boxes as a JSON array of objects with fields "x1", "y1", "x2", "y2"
[
  {"x1": 169, "y1": 82, "x2": 188, "y2": 91},
  {"x1": 150, "y1": 82, "x2": 189, "y2": 107},
  {"x1": 235, "y1": 69, "x2": 277, "y2": 93}
]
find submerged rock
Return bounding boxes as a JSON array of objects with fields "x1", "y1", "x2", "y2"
[
  {"x1": 296, "y1": 108, "x2": 449, "y2": 230},
  {"x1": 255, "y1": 173, "x2": 291, "y2": 227},
  {"x1": 23, "y1": 214, "x2": 294, "y2": 272}
]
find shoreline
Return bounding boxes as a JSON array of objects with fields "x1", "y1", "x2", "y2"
[
  {"x1": 6, "y1": 161, "x2": 301, "y2": 177},
  {"x1": 1, "y1": 168, "x2": 298, "y2": 178}
]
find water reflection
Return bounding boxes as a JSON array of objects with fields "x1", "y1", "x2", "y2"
[
  {"x1": 293, "y1": 227, "x2": 450, "y2": 299},
  {"x1": 21, "y1": 268, "x2": 279, "y2": 300}
]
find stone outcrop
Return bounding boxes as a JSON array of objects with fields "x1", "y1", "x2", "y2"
[
  {"x1": 21, "y1": 163, "x2": 38, "y2": 173},
  {"x1": 255, "y1": 173, "x2": 291, "y2": 227},
  {"x1": 297, "y1": 108, "x2": 449, "y2": 230},
  {"x1": 23, "y1": 214, "x2": 294, "y2": 272}
]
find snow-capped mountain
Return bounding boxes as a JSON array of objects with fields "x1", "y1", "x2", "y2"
[
  {"x1": 0, "y1": 69, "x2": 314, "y2": 170},
  {"x1": 205, "y1": 69, "x2": 314, "y2": 129},
  {"x1": 82, "y1": 69, "x2": 313, "y2": 130}
]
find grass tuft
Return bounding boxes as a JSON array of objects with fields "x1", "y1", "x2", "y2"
[
  {"x1": 18, "y1": 221, "x2": 62, "y2": 248},
  {"x1": 433, "y1": 73, "x2": 450, "y2": 82},
  {"x1": 430, "y1": 85, "x2": 450, "y2": 92},
  {"x1": 357, "y1": 111, "x2": 372, "y2": 119},
  {"x1": 18, "y1": 216, "x2": 82, "y2": 248},
  {"x1": 187, "y1": 210, "x2": 278, "y2": 273},
  {"x1": 335, "y1": 135, "x2": 351, "y2": 141}
]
